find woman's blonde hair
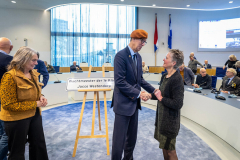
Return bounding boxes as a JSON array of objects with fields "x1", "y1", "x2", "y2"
[
  {"x1": 227, "y1": 68, "x2": 237, "y2": 76},
  {"x1": 229, "y1": 54, "x2": 237, "y2": 61},
  {"x1": 8, "y1": 46, "x2": 37, "y2": 71}
]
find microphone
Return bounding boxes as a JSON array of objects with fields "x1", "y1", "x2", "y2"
[
  {"x1": 54, "y1": 74, "x2": 61, "y2": 83},
  {"x1": 214, "y1": 88, "x2": 226, "y2": 100},
  {"x1": 91, "y1": 66, "x2": 96, "y2": 72}
]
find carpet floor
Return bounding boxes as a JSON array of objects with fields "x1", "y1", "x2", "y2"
[{"x1": 24, "y1": 101, "x2": 221, "y2": 160}]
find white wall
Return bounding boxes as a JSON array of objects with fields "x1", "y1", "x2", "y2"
[
  {"x1": 0, "y1": 8, "x2": 50, "y2": 63},
  {"x1": 138, "y1": 7, "x2": 240, "y2": 67},
  {"x1": 0, "y1": 7, "x2": 240, "y2": 67}
]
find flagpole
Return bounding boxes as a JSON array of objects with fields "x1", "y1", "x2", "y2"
[{"x1": 155, "y1": 13, "x2": 157, "y2": 66}]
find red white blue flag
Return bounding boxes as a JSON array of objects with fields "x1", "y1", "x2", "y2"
[{"x1": 154, "y1": 14, "x2": 158, "y2": 52}]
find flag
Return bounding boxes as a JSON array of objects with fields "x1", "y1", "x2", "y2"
[
  {"x1": 154, "y1": 14, "x2": 158, "y2": 52},
  {"x1": 168, "y1": 14, "x2": 172, "y2": 49}
]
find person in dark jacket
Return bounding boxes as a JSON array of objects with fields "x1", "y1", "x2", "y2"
[
  {"x1": 70, "y1": 61, "x2": 82, "y2": 72},
  {"x1": 223, "y1": 54, "x2": 238, "y2": 70},
  {"x1": 0, "y1": 37, "x2": 13, "y2": 160},
  {"x1": 235, "y1": 61, "x2": 240, "y2": 77},
  {"x1": 150, "y1": 49, "x2": 184, "y2": 160},
  {"x1": 203, "y1": 60, "x2": 212, "y2": 69},
  {"x1": 34, "y1": 52, "x2": 49, "y2": 88},
  {"x1": 194, "y1": 68, "x2": 212, "y2": 89},
  {"x1": 220, "y1": 68, "x2": 240, "y2": 95}
]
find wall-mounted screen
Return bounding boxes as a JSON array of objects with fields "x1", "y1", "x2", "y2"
[{"x1": 198, "y1": 18, "x2": 240, "y2": 51}]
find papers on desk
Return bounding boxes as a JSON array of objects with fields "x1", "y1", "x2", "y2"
[
  {"x1": 237, "y1": 99, "x2": 240, "y2": 101},
  {"x1": 187, "y1": 88, "x2": 194, "y2": 91}
]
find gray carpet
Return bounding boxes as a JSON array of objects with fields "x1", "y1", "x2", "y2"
[{"x1": 24, "y1": 101, "x2": 221, "y2": 160}]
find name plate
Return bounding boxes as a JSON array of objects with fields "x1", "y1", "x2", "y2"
[{"x1": 67, "y1": 78, "x2": 114, "y2": 91}]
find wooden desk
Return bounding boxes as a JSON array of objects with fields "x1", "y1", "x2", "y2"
[
  {"x1": 59, "y1": 67, "x2": 70, "y2": 73},
  {"x1": 149, "y1": 66, "x2": 165, "y2": 73},
  {"x1": 196, "y1": 68, "x2": 216, "y2": 76}
]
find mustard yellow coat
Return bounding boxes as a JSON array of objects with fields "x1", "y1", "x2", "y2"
[{"x1": 0, "y1": 69, "x2": 43, "y2": 121}]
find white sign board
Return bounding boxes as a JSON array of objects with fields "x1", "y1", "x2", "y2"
[{"x1": 67, "y1": 78, "x2": 114, "y2": 91}]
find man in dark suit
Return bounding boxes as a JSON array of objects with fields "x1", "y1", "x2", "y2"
[
  {"x1": 111, "y1": 29, "x2": 156, "y2": 160},
  {"x1": 203, "y1": 60, "x2": 212, "y2": 69},
  {"x1": 70, "y1": 61, "x2": 82, "y2": 72},
  {"x1": 34, "y1": 52, "x2": 49, "y2": 88},
  {"x1": 0, "y1": 37, "x2": 13, "y2": 160},
  {"x1": 220, "y1": 68, "x2": 240, "y2": 95}
]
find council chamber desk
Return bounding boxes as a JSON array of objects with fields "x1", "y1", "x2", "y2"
[{"x1": 144, "y1": 81, "x2": 240, "y2": 153}]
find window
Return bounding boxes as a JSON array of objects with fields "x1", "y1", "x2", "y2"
[{"x1": 51, "y1": 4, "x2": 136, "y2": 67}]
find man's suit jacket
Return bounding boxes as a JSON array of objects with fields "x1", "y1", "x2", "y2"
[
  {"x1": 34, "y1": 60, "x2": 49, "y2": 88},
  {"x1": 70, "y1": 65, "x2": 81, "y2": 72},
  {"x1": 0, "y1": 51, "x2": 13, "y2": 81},
  {"x1": 220, "y1": 76, "x2": 240, "y2": 95},
  {"x1": 112, "y1": 46, "x2": 155, "y2": 116},
  {"x1": 177, "y1": 67, "x2": 195, "y2": 86},
  {"x1": 203, "y1": 64, "x2": 212, "y2": 69}
]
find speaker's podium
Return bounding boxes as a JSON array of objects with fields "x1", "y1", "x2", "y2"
[{"x1": 67, "y1": 65, "x2": 113, "y2": 157}]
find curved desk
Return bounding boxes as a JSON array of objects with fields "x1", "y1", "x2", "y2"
[{"x1": 145, "y1": 81, "x2": 240, "y2": 153}]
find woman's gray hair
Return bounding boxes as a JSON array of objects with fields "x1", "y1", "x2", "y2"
[
  {"x1": 235, "y1": 61, "x2": 240, "y2": 68},
  {"x1": 8, "y1": 46, "x2": 37, "y2": 71},
  {"x1": 169, "y1": 49, "x2": 184, "y2": 69}
]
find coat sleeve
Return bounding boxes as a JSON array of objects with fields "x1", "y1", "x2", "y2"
[
  {"x1": 0, "y1": 74, "x2": 37, "y2": 111},
  {"x1": 161, "y1": 78, "x2": 184, "y2": 110},
  {"x1": 40, "y1": 62, "x2": 49, "y2": 88},
  {"x1": 189, "y1": 69, "x2": 195, "y2": 84}
]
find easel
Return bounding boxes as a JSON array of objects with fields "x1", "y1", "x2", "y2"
[{"x1": 72, "y1": 65, "x2": 110, "y2": 157}]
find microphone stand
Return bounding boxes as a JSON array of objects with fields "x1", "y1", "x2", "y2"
[{"x1": 54, "y1": 74, "x2": 61, "y2": 83}]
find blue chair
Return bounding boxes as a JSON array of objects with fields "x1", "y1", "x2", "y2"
[
  {"x1": 211, "y1": 76, "x2": 217, "y2": 89},
  {"x1": 216, "y1": 67, "x2": 226, "y2": 77},
  {"x1": 53, "y1": 66, "x2": 60, "y2": 73},
  {"x1": 162, "y1": 71, "x2": 167, "y2": 75}
]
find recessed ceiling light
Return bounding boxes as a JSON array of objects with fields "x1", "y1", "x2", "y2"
[
  {"x1": 186, "y1": 5, "x2": 190, "y2": 7},
  {"x1": 121, "y1": 0, "x2": 124, "y2": 2},
  {"x1": 153, "y1": 4, "x2": 156, "y2": 7},
  {"x1": 229, "y1": 1, "x2": 233, "y2": 3},
  {"x1": 11, "y1": 1, "x2": 16, "y2": 3}
]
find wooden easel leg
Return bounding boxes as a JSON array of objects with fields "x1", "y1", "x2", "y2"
[
  {"x1": 73, "y1": 91, "x2": 87, "y2": 157},
  {"x1": 103, "y1": 91, "x2": 110, "y2": 155},
  {"x1": 97, "y1": 91, "x2": 101, "y2": 131},
  {"x1": 91, "y1": 91, "x2": 97, "y2": 136}
]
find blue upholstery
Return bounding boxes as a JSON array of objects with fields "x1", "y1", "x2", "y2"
[
  {"x1": 216, "y1": 67, "x2": 226, "y2": 77},
  {"x1": 53, "y1": 66, "x2": 60, "y2": 72},
  {"x1": 211, "y1": 76, "x2": 217, "y2": 89}
]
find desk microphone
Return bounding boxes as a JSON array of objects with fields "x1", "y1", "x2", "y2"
[
  {"x1": 193, "y1": 89, "x2": 201, "y2": 93},
  {"x1": 54, "y1": 74, "x2": 61, "y2": 83},
  {"x1": 214, "y1": 89, "x2": 226, "y2": 100}
]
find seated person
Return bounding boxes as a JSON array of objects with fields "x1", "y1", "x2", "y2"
[
  {"x1": 220, "y1": 68, "x2": 240, "y2": 95},
  {"x1": 203, "y1": 60, "x2": 212, "y2": 69},
  {"x1": 193, "y1": 68, "x2": 212, "y2": 89},
  {"x1": 235, "y1": 61, "x2": 240, "y2": 77},
  {"x1": 188, "y1": 55, "x2": 203, "y2": 74},
  {"x1": 44, "y1": 61, "x2": 56, "y2": 73},
  {"x1": 178, "y1": 63, "x2": 195, "y2": 86},
  {"x1": 142, "y1": 61, "x2": 149, "y2": 73},
  {"x1": 70, "y1": 61, "x2": 82, "y2": 72}
]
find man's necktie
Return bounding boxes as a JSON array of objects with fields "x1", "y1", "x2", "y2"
[
  {"x1": 225, "y1": 78, "x2": 230, "y2": 86},
  {"x1": 132, "y1": 54, "x2": 137, "y2": 76}
]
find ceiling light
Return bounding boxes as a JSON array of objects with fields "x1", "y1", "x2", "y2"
[
  {"x1": 186, "y1": 5, "x2": 190, "y2": 7},
  {"x1": 229, "y1": 1, "x2": 233, "y2": 3},
  {"x1": 153, "y1": 4, "x2": 156, "y2": 7},
  {"x1": 11, "y1": 1, "x2": 16, "y2": 3},
  {"x1": 121, "y1": 0, "x2": 124, "y2": 2}
]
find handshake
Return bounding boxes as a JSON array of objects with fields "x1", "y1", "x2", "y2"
[{"x1": 140, "y1": 89, "x2": 162, "y2": 101}]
